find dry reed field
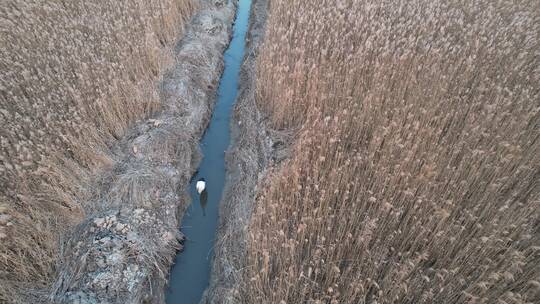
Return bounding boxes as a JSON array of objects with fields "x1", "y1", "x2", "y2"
[
  {"x1": 240, "y1": 0, "x2": 540, "y2": 303},
  {"x1": 0, "y1": 0, "x2": 195, "y2": 301}
]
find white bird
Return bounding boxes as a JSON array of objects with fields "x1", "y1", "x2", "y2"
[{"x1": 196, "y1": 178, "x2": 206, "y2": 194}]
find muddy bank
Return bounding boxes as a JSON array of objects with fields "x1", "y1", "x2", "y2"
[
  {"x1": 50, "y1": 1, "x2": 237, "y2": 303},
  {"x1": 201, "y1": 0, "x2": 289, "y2": 302}
]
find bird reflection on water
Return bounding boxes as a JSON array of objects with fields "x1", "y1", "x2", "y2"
[{"x1": 199, "y1": 189, "x2": 208, "y2": 216}]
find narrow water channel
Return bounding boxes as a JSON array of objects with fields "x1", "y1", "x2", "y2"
[{"x1": 166, "y1": 0, "x2": 251, "y2": 303}]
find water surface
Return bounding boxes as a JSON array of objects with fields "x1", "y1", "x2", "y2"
[{"x1": 166, "y1": 1, "x2": 251, "y2": 303}]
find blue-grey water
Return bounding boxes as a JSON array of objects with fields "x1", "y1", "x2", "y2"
[{"x1": 165, "y1": 1, "x2": 251, "y2": 303}]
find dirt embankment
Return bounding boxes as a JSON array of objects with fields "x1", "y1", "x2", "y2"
[
  {"x1": 1, "y1": 1, "x2": 195, "y2": 302},
  {"x1": 201, "y1": 0, "x2": 289, "y2": 302},
  {"x1": 50, "y1": 1, "x2": 238, "y2": 303}
]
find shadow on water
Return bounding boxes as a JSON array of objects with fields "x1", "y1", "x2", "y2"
[
  {"x1": 166, "y1": 0, "x2": 252, "y2": 303},
  {"x1": 199, "y1": 190, "x2": 208, "y2": 217}
]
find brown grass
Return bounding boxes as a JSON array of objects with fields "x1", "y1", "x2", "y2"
[
  {"x1": 239, "y1": 0, "x2": 540, "y2": 303},
  {"x1": 0, "y1": 0, "x2": 196, "y2": 302}
]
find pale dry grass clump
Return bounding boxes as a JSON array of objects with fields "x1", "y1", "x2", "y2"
[
  {"x1": 240, "y1": 0, "x2": 540, "y2": 303},
  {"x1": 0, "y1": 0, "x2": 195, "y2": 302}
]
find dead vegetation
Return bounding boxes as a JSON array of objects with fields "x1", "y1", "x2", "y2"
[
  {"x1": 201, "y1": 0, "x2": 275, "y2": 302},
  {"x1": 238, "y1": 0, "x2": 540, "y2": 303},
  {"x1": 0, "y1": 0, "x2": 196, "y2": 302},
  {"x1": 49, "y1": 1, "x2": 238, "y2": 303}
]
